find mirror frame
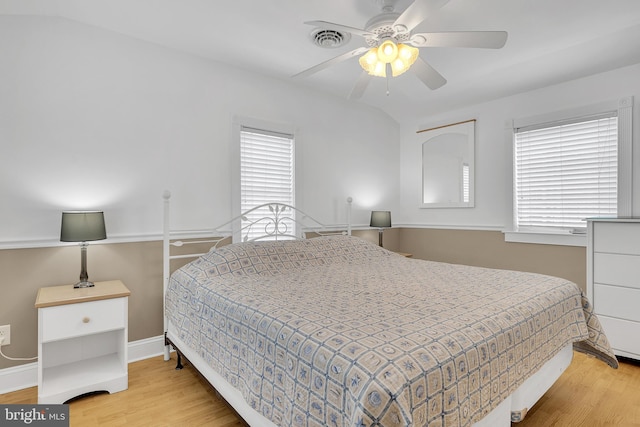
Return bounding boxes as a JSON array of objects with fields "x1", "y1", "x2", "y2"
[{"x1": 420, "y1": 119, "x2": 475, "y2": 208}]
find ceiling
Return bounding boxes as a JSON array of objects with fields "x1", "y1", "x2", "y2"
[{"x1": 3, "y1": 0, "x2": 640, "y2": 122}]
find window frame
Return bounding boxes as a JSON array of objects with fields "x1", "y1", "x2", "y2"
[
  {"x1": 504, "y1": 96, "x2": 633, "y2": 246},
  {"x1": 232, "y1": 117, "x2": 297, "y2": 243}
]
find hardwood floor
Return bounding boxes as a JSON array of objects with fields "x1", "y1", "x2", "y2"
[
  {"x1": 2, "y1": 351, "x2": 639, "y2": 426},
  {"x1": 517, "y1": 353, "x2": 640, "y2": 427},
  {"x1": 1, "y1": 354, "x2": 247, "y2": 427}
]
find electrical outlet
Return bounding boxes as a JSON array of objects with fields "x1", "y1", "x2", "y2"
[{"x1": 0, "y1": 324, "x2": 10, "y2": 346}]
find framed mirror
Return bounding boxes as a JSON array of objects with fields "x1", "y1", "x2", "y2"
[{"x1": 420, "y1": 119, "x2": 475, "y2": 208}]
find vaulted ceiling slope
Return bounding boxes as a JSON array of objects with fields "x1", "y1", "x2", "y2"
[{"x1": 3, "y1": 0, "x2": 640, "y2": 121}]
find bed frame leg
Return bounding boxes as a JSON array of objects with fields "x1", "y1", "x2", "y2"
[
  {"x1": 163, "y1": 332, "x2": 171, "y2": 361},
  {"x1": 175, "y1": 352, "x2": 183, "y2": 370},
  {"x1": 511, "y1": 408, "x2": 529, "y2": 423},
  {"x1": 164, "y1": 332, "x2": 182, "y2": 368}
]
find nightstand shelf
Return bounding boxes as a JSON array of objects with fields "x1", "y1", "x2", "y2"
[
  {"x1": 35, "y1": 280, "x2": 130, "y2": 404},
  {"x1": 41, "y1": 352, "x2": 127, "y2": 400}
]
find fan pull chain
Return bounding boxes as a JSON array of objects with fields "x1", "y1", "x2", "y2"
[{"x1": 386, "y1": 64, "x2": 391, "y2": 96}]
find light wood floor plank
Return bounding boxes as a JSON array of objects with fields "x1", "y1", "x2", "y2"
[
  {"x1": 1, "y1": 351, "x2": 639, "y2": 426},
  {"x1": 517, "y1": 353, "x2": 640, "y2": 427}
]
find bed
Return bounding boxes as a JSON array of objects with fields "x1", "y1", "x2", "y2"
[{"x1": 161, "y1": 193, "x2": 617, "y2": 427}]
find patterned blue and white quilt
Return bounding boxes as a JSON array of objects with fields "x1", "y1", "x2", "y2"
[{"x1": 166, "y1": 235, "x2": 616, "y2": 427}]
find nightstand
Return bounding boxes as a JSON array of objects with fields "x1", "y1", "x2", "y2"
[{"x1": 35, "y1": 280, "x2": 130, "y2": 404}]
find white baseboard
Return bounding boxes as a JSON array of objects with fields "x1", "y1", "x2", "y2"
[
  {"x1": 0, "y1": 362, "x2": 37, "y2": 395},
  {"x1": 0, "y1": 335, "x2": 166, "y2": 395},
  {"x1": 127, "y1": 335, "x2": 166, "y2": 363}
]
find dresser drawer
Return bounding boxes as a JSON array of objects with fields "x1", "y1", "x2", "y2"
[
  {"x1": 593, "y1": 284, "x2": 640, "y2": 322},
  {"x1": 593, "y1": 222, "x2": 640, "y2": 255},
  {"x1": 40, "y1": 297, "x2": 127, "y2": 342},
  {"x1": 593, "y1": 253, "x2": 640, "y2": 290},
  {"x1": 598, "y1": 315, "x2": 640, "y2": 358}
]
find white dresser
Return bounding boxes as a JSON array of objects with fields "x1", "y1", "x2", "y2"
[{"x1": 587, "y1": 218, "x2": 640, "y2": 360}]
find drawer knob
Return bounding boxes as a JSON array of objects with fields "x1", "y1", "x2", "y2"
[{"x1": 82, "y1": 317, "x2": 91, "y2": 324}]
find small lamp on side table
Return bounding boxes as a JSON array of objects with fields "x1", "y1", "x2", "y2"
[
  {"x1": 370, "y1": 210, "x2": 391, "y2": 247},
  {"x1": 60, "y1": 211, "x2": 107, "y2": 288}
]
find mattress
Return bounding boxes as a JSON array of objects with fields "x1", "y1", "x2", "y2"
[{"x1": 165, "y1": 235, "x2": 617, "y2": 427}]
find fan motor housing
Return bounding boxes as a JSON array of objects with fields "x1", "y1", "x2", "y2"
[{"x1": 364, "y1": 12, "x2": 410, "y2": 46}]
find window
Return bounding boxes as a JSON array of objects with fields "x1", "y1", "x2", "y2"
[
  {"x1": 506, "y1": 97, "x2": 632, "y2": 246},
  {"x1": 239, "y1": 126, "x2": 295, "y2": 241},
  {"x1": 514, "y1": 113, "x2": 618, "y2": 233},
  {"x1": 462, "y1": 163, "x2": 470, "y2": 203}
]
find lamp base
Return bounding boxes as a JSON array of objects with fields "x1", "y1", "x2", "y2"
[{"x1": 74, "y1": 281, "x2": 95, "y2": 289}]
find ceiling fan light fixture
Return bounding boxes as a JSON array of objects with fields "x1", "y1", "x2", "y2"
[
  {"x1": 391, "y1": 43, "x2": 419, "y2": 76},
  {"x1": 377, "y1": 39, "x2": 398, "y2": 63},
  {"x1": 360, "y1": 42, "x2": 418, "y2": 78},
  {"x1": 374, "y1": 61, "x2": 387, "y2": 77},
  {"x1": 359, "y1": 48, "x2": 387, "y2": 77},
  {"x1": 362, "y1": 48, "x2": 378, "y2": 65}
]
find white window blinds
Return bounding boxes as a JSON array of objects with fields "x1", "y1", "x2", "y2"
[
  {"x1": 462, "y1": 163, "x2": 470, "y2": 204},
  {"x1": 514, "y1": 113, "x2": 618, "y2": 232},
  {"x1": 240, "y1": 126, "x2": 295, "y2": 240}
]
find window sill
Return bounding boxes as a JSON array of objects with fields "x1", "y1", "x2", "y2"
[{"x1": 503, "y1": 231, "x2": 586, "y2": 247}]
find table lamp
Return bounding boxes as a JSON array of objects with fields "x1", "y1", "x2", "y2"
[
  {"x1": 60, "y1": 211, "x2": 106, "y2": 288},
  {"x1": 370, "y1": 210, "x2": 391, "y2": 247}
]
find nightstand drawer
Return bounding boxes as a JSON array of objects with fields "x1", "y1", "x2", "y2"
[{"x1": 41, "y1": 297, "x2": 127, "y2": 342}]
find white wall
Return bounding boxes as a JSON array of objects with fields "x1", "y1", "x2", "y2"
[
  {"x1": 0, "y1": 16, "x2": 400, "y2": 245},
  {"x1": 398, "y1": 63, "x2": 640, "y2": 229}
]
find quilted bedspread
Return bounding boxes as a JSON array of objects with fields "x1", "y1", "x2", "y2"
[{"x1": 166, "y1": 235, "x2": 617, "y2": 427}]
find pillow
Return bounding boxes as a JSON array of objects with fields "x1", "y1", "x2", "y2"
[{"x1": 178, "y1": 235, "x2": 391, "y2": 279}]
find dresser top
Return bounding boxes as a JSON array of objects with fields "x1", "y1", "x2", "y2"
[
  {"x1": 35, "y1": 280, "x2": 130, "y2": 308},
  {"x1": 587, "y1": 217, "x2": 640, "y2": 223}
]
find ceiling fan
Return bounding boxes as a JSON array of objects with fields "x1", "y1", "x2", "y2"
[{"x1": 293, "y1": 0, "x2": 508, "y2": 99}]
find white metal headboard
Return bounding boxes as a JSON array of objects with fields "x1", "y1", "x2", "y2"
[{"x1": 162, "y1": 191, "x2": 352, "y2": 359}]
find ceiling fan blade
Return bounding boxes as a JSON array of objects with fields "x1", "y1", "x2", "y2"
[
  {"x1": 393, "y1": 0, "x2": 451, "y2": 33},
  {"x1": 292, "y1": 47, "x2": 369, "y2": 79},
  {"x1": 412, "y1": 57, "x2": 447, "y2": 90},
  {"x1": 410, "y1": 31, "x2": 508, "y2": 48},
  {"x1": 304, "y1": 20, "x2": 374, "y2": 38},
  {"x1": 348, "y1": 71, "x2": 372, "y2": 100}
]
